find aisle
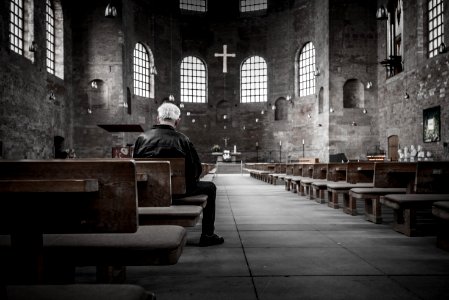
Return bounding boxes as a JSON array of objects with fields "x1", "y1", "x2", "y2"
[{"x1": 125, "y1": 174, "x2": 449, "y2": 299}]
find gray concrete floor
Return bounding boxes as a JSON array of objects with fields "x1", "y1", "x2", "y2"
[{"x1": 80, "y1": 174, "x2": 449, "y2": 299}]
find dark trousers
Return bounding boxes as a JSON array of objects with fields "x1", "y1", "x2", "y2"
[{"x1": 184, "y1": 181, "x2": 217, "y2": 235}]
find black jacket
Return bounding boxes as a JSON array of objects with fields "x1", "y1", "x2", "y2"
[{"x1": 133, "y1": 124, "x2": 202, "y2": 189}]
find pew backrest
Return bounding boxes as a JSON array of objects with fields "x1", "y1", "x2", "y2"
[
  {"x1": 135, "y1": 161, "x2": 172, "y2": 207},
  {"x1": 312, "y1": 163, "x2": 328, "y2": 179},
  {"x1": 414, "y1": 161, "x2": 449, "y2": 193},
  {"x1": 0, "y1": 159, "x2": 138, "y2": 234},
  {"x1": 373, "y1": 162, "x2": 417, "y2": 191},
  {"x1": 327, "y1": 163, "x2": 347, "y2": 182},
  {"x1": 346, "y1": 161, "x2": 375, "y2": 184}
]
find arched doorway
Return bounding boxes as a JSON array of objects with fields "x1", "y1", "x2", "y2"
[{"x1": 388, "y1": 135, "x2": 399, "y2": 161}]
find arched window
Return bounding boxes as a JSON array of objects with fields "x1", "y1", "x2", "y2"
[
  {"x1": 180, "y1": 0, "x2": 207, "y2": 12},
  {"x1": 428, "y1": 0, "x2": 444, "y2": 58},
  {"x1": 46, "y1": 0, "x2": 55, "y2": 74},
  {"x1": 9, "y1": 0, "x2": 34, "y2": 60},
  {"x1": 298, "y1": 42, "x2": 316, "y2": 97},
  {"x1": 133, "y1": 43, "x2": 151, "y2": 98},
  {"x1": 385, "y1": 0, "x2": 403, "y2": 77},
  {"x1": 240, "y1": 56, "x2": 267, "y2": 103},
  {"x1": 240, "y1": 0, "x2": 267, "y2": 12},
  {"x1": 181, "y1": 56, "x2": 207, "y2": 103}
]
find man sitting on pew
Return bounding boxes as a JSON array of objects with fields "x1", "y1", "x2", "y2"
[{"x1": 133, "y1": 102, "x2": 224, "y2": 247}]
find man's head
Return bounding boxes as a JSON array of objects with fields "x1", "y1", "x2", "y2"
[{"x1": 157, "y1": 102, "x2": 181, "y2": 127}]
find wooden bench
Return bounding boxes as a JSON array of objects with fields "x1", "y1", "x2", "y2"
[
  {"x1": 381, "y1": 161, "x2": 449, "y2": 236},
  {"x1": 268, "y1": 163, "x2": 287, "y2": 185},
  {"x1": 347, "y1": 162, "x2": 416, "y2": 223},
  {"x1": 300, "y1": 163, "x2": 328, "y2": 199},
  {"x1": 134, "y1": 160, "x2": 203, "y2": 227},
  {"x1": 0, "y1": 159, "x2": 186, "y2": 284},
  {"x1": 281, "y1": 163, "x2": 295, "y2": 191},
  {"x1": 288, "y1": 163, "x2": 305, "y2": 193},
  {"x1": 327, "y1": 162, "x2": 375, "y2": 209},
  {"x1": 311, "y1": 163, "x2": 347, "y2": 204},
  {"x1": 432, "y1": 201, "x2": 449, "y2": 251}
]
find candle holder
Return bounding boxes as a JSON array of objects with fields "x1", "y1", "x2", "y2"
[{"x1": 279, "y1": 144, "x2": 282, "y2": 163}]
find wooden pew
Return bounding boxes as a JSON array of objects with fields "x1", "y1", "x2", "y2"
[
  {"x1": 300, "y1": 163, "x2": 328, "y2": 199},
  {"x1": 326, "y1": 162, "x2": 375, "y2": 209},
  {"x1": 281, "y1": 163, "x2": 295, "y2": 191},
  {"x1": 381, "y1": 161, "x2": 449, "y2": 236},
  {"x1": 0, "y1": 159, "x2": 186, "y2": 285},
  {"x1": 268, "y1": 163, "x2": 287, "y2": 185},
  {"x1": 347, "y1": 162, "x2": 415, "y2": 223},
  {"x1": 311, "y1": 163, "x2": 347, "y2": 204},
  {"x1": 432, "y1": 201, "x2": 449, "y2": 251},
  {"x1": 134, "y1": 160, "x2": 203, "y2": 227},
  {"x1": 289, "y1": 158, "x2": 320, "y2": 195}
]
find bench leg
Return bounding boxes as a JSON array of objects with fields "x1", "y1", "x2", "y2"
[
  {"x1": 392, "y1": 208, "x2": 416, "y2": 237},
  {"x1": 299, "y1": 184, "x2": 305, "y2": 196},
  {"x1": 343, "y1": 194, "x2": 357, "y2": 216},
  {"x1": 315, "y1": 189, "x2": 326, "y2": 204},
  {"x1": 364, "y1": 197, "x2": 382, "y2": 224},
  {"x1": 291, "y1": 182, "x2": 297, "y2": 193},
  {"x1": 328, "y1": 191, "x2": 339, "y2": 209}
]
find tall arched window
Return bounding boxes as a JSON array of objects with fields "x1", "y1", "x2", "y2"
[
  {"x1": 240, "y1": 0, "x2": 267, "y2": 12},
  {"x1": 180, "y1": 0, "x2": 207, "y2": 12},
  {"x1": 240, "y1": 56, "x2": 267, "y2": 103},
  {"x1": 428, "y1": 0, "x2": 444, "y2": 58},
  {"x1": 298, "y1": 42, "x2": 316, "y2": 97},
  {"x1": 9, "y1": 0, "x2": 24, "y2": 55},
  {"x1": 133, "y1": 43, "x2": 150, "y2": 98},
  {"x1": 46, "y1": 0, "x2": 55, "y2": 74},
  {"x1": 181, "y1": 56, "x2": 207, "y2": 103}
]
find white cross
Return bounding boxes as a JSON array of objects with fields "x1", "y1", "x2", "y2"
[{"x1": 214, "y1": 45, "x2": 236, "y2": 73}]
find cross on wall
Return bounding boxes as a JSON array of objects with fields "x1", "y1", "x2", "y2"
[{"x1": 214, "y1": 45, "x2": 236, "y2": 73}]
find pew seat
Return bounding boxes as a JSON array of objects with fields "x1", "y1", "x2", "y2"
[
  {"x1": 138, "y1": 206, "x2": 202, "y2": 226},
  {"x1": 5, "y1": 284, "x2": 155, "y2": 300},
  {"x1": 300, "y1": 178, "x2": 326, "y2": 199},
  {"x1": 173, "y1": 194, "x2": 208, "y2": 208},
  {"x1": 326, "y1": 182, "x2": 374, "y2": 209},
  {"x1": 432, "y1": 201, "x2": 449, "y2": 251},
  {"x1": 347, "y1": 187, "x2": 407, "y2": 223},
  {"x1": 381, "y1": 194, "x2": 449, "y2": 236}
]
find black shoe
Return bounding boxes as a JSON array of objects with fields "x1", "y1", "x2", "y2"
[{"x1": 199, "y1": 233, "x2": 224, "y2": 247}]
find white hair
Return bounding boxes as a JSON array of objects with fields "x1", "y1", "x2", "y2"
[{"x1": 157, "y1": 102, "x2": 181, "y2": 121}]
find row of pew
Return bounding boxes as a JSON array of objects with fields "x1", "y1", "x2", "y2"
[
  {"x1": 0, "y1": 158, "x2": 215, "y2": 299},
  {"x1": 245, "y1": 160, "x2": 449, "y2": 249}
]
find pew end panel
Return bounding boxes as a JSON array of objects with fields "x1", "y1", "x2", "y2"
[{"x1": 135, "y1": 161, "x2": 172, "y2": 207}]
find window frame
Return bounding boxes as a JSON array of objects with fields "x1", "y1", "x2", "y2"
[
  {"x1": 180, "y1": 55, "x2": 208, "y2": 104},
  {"x1": 240, "y1": 55, "x2": 268, "y2": 104},
  {"x1": 298, "y1": 42, "x2": 316, "y2": 98}
]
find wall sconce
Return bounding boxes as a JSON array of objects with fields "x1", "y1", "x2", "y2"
[
  {"x1": 242, "y1": 125, "x2": 246, "y2": 130},
  {"x1": 366, "y1": 81, "x2": 373, "y2": 89},
  {"x1": 439, "y1": 42, "x2": 447, "y2": 54},
  {"x1": 192, "y1": 119, "x2": 196, "y2": 123},
  {"x1": 362, "y1": 108, "x2": 367, "y2": 114},
  {"x1": 168, "y1": 94, "x2": 175, "y2": 101},
  {"x1": 90, "y1": 80, "x2": 98, "y2": 89},
  {"x1": 351, "y1": 121, "x2": 357, "y2": 126},
  {"x1": 307, "y1": 113, "x2": 311, "y2": 119},
  {"x1": 376, "y1": 6, "x2": 388, "y2": 20},
  {"x1": 255, "y1": 118, "x2": 259, "y2": 123},
  {"x1": 271, "y1": 104, "x2": 276, "y2": 110},
  {"x1": 203, "y1": 124, "x2": 207, "y2": 128},
  {"x1": 179, "y1": 103, "x2": 185, "y2": 108},
  {"x1": 313, "y1": 67, "x2": 321, "y2": 77},
  {"x1": 404, "y1": 92, "x2": 410, "y2": 99},
  {"x1": 186, "y1": 111, "x2": 191, "y2": 116},
  {"x1": 223, "y1": 125, "x2": 227, "y2": 129},
  {"x1": 150, "y1": 65, "x2": 158, "y2": 75},
  {"x1": 223, "y1": 114, "x2": 227, "y2": 120},
  {"x1": 49, "y1": 91, "x2": 56, "y2": 101},
  {"x1": 29, "y1": 41, "x2": 37, "y2": 52},
  {"x1": 261, "y1": 110, "x2": 265, "y2": 115},
  {"x1": 87, "y1": 108, "x2": 92, "y2": 114},
  {"x1": 329, "y1": 107, "x2": 334, "y2": 113},
  {"x1": 105, "y1": 2, "x2": 118, "y2": 18}
]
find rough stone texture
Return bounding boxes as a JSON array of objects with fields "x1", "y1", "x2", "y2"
[{"x1": 0, "y1": 0, "x2": 447, "y2": 162}]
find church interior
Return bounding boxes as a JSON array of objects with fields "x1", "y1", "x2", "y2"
[{"x1": 1, "y1": 0, "x2": 449, "y2": 299}]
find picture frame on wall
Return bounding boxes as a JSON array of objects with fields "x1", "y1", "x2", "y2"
[{"x1": 423, "y1": 105, "x2": 441, "y2": 143}]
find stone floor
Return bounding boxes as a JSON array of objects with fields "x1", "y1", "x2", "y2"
[{"x1": 79, "y1": 174, "x2": 449, "y2": 299}]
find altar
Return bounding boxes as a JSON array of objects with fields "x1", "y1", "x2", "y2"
[{"x1": 211, "y1": 151, "x2": 241, "y2": 163}]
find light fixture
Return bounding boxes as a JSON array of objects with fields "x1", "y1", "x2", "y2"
[
  {"x1": 366, "y1": 81, "x2": 373, "y2": 89},
  {"x1": 307, "y1": 113, "x2": 311, "y2": 119},
  {"x1": 318, "y1": 124, "x2": 322, "y2": 127},
  {"x1": 29, "y1": 41, "x2": 37, "y2": 52},
  {"x1": 168, "y1": 94, "x2": 175, "y2": 101},
  {"x1": 329, "y1": 107, "x2": 334, "y2": 113},
  {"x1": 49, "y1": 91, "x2": 56, "y2": 101},
  {"x1": 261, "y1": 110, "x2": 265, "y2": 115},
  {"x1": 150, "y1": 65, "x2": 158, "y2": 75},
  {"x1": 242, "y1": 125, "x2": 246, "y2": 130},
  {"x1": 87, "y1": 108, "x2": 92, "y2": 114},
  {"x1": 376, "y1": 6, "x2": 388, "y2": 20},
  {"x1": 438, "y1": 42, "x2": 447, "y2": 54},
  {"x1": 224, "y1": 125, "x2": 227, "y2": 129},
  {"x1": 351, "y1": 121, "x2": 357, "y2": 126},
  {"x1": 179, "y1": 103, "x2": 185, "y2": 108},
  {"x1": 105, "y1": 2, "x2": 117, "y2": 18},
  {"x1": 404, "y1": 92, "x2": 410, "y2": 99},
  {"x1": 271, "y1": 104, "x2": 276, "y2": 110},
  {"x1": 223, "y1": 114, "x2": 227, "y2": 120},
  {"x1": 90, "y1": 80, "x2": 98, "y2": 89},
  {"x1": 313, "y1": 67, "x2": 321, "y2": 77},
  {"x1": 362, "y1": 108, "x2": 367, "y2": 114},
  {"x1": 186, "y1": 112, "x2": 191, "y2": 116},
  {"x1": 255, "y1": 118, "x2": 259, "y2": 123},
  {"x1": 192, "y1": 119, "x2": 196, "y2": 123}
]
